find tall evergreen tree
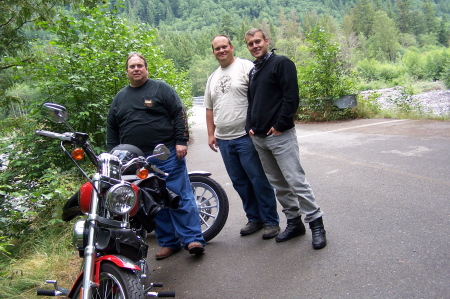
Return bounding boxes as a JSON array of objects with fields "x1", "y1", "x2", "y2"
[
  {"x1": 351, "y1": 0, "x2": 375, "y2": 37},
  {"x1": 437, "y1": 16, "x2": 450, "y2": 46},
  {"x1": 395, "y1": 0, "x2": 413, "y2": 33},
  {"x1": 422, "y1": 0, "x2": 439, "y2": 35},
  {"x1": 368, "y1": 11, "x2": 401, "y2": 62}
]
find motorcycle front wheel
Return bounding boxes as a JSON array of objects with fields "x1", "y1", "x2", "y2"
[
  {"x1": 72, "y1": 262, "x2": 144, "y2": 298},
  {"x1": 190, "y1": 175, "x2": 229, "y2": 242}
]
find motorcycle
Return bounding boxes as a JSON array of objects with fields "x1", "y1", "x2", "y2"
[
  {"x1": 35, "y1": 103, "x2": 228, "y2": 298},
  {"x1": 121, "y1": 165, "x2": 228, "y2": 243}
]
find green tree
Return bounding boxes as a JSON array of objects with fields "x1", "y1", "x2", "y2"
[
  {"x1": 220, "y1": 14, "x2": 237, "y2": 39},
  {"x1": 351, "y1": 0, "x2": 375, "y2": 37},
  {"x1": 422, "y1": 0, "x2": 439, "y2": 35},
  {"x1": 1, "y1": 3, "x2": 192, "y2": 237},
  {"x1": 1, "y1": 0, "x2": 98, "y2": 70},
  {"x1": 437, "y1": 16, "x2": 450, "y2": 46},
  {"x1": 395, "y1": 0, "x2": 413, "y2": 33},
  {"x1": 188, "y1": 55, "x2": 217, "y2": 96},
  {"x1": 157, "y1": 30, "x2": 197, "y2": 70},
  {"x1": 367, "y1": 11, "x2": 401, "y2": 62},
  {"x1": 297, "y1": 27, "x2": 356, "y2": 121}
]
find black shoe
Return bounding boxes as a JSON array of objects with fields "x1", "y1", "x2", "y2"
[
  {"x1": 240, "y1": 222, "x2": 264, "y2": 236},
  {"x1": 275, "y1": 216, "x2": 306, "y2": 242},
  {"x1": 262, "y1": 225, "x2": 280, "y2": 239},
  {"x1": 309, "y1": 217, "x2": 327, "y2": 250}
]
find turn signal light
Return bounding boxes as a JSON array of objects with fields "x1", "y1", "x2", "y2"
[
  {"x1": 137, "y1": 168, "x2": 149, "y2": 179},
  {"x1": 72, "y1": 148, "x2": 85, "y2": 160}
]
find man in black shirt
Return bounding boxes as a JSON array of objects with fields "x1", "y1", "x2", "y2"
[
  {"x1": 245, "y1": 29, "x2": 327, "y2": 249},
  {"x1": 107, "y1": 53, "x2": 205, "y2": 259}
]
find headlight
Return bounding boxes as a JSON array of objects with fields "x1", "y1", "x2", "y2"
[
  {"x1": 72, "y1": 220, "x2": 86, "y2": 251},
  {"x1": 106, "y1": 183, "x2": 137, "y2": 215}
]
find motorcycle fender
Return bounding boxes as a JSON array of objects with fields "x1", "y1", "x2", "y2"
[
  {"x1": 93, "y1": 255, "x2": 140, "y2": 285},
  {"x1": 67, "y1": 255, "x2": 140, "y2": 297},
  {"x1": 188, "y1": 171, "x2": 211, "y2": 176},
  {"x1": 96, "y1": 255, "x2": 141, "y2": 271}
]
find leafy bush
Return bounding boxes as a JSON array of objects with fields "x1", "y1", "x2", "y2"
[
  {"x1": 355, "y1": 92, "x2": 382, "y2": 118},
  {"x1": 356, "y1": 59, "x2": 405, "y2": 82},
  {"x1": 402, "y1": 49, "x2": 425, "y2": 79},
  {"x1": 297, "y1": 27, "x2": 356, "y2": 121},
  {"x1": 423, "y1": 48, "x2": 450, "y2": 81},
  {"x1": 442, "y1": 64, "x2": 450, "y2": 89}
]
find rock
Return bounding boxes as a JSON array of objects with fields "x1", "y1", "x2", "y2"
[{"x1": 360, "y1": 86, "x2": 450, "y2": 116}]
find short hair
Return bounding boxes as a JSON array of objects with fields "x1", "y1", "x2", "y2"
[
  {"x1": 245, "y1": 28, "x2": 266, "y2": 41},
  {"x1": 126, "y1": 53, "x2": 148, "y2": 70},
  {"x1": 211, "y1": 35, "x2": 233, "y2": 50}
]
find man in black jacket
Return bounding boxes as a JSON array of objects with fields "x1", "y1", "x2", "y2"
[
  {"x1": 245, "y1": 28, "x2": 327, "y2": 249},
  {"x1": 107, "y1": 53, "x2": 205, "y2": 259}
]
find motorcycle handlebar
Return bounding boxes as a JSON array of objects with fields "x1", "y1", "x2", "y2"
[
  {"x1": 147, "y1": 291, "x2": 176, "y2": 297},
  {"x1": 36, "y1": 130, "x2": 73, "y2": 142},
  {"x1": 37, "y1": 289, "x2": 64, "y2": 296},
  {"x1": 150, "y1": 165, "x2": 169, "y2": 177},
  {"x1": 122, "y1": 157, "x2": 169, "y2": 177}
]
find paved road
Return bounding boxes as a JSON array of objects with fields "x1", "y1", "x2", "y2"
[{"x1": 145, "y1": 106, "x2": 450, "y2": 299}]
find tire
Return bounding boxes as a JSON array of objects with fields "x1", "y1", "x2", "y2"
[
  {"x1": 72, "y1": 262, "x2": 145, "y2": 298},
  {"x1": 190, "y1": 175, "x2": 229, "y2": 242}
]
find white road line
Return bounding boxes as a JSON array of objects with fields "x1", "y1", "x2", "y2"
[{"x1": 298, "y1": 119, "x2": 411, "y2": 138}]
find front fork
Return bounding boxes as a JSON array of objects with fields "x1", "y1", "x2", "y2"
[{"x1": 81, "y1": 173, "x2": 101, "y2": 297}]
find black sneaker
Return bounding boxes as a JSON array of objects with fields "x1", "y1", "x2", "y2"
[
  {"x1": 262, "y1": 225, "x2": 280, "y2": 239},
  {"x1": 240, "y1": 222, "x2": 265, "y2": 235}
]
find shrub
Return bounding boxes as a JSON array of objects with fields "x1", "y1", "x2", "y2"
[
  {"x1": 356, "y1": 59, "x2": 405, "y2": 82},
  {"x1": 442, "y1": 64, "x2": 450, "y2": 89},
  {"x1": 423, "y1": 49, "x2": 450, "y2": 81},
  {"x1": 402, "y1": 49, "x2": 425, "y2": 79},
  {"x1": 354, "y1": 93, "x2": 382, "y2": 118},
  {"x1": 297, "y1": 27, "x2": 356, "y2": 121}
]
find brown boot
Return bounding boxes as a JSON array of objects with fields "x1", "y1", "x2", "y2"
[{"x1": 155, "y1": 247, "x2": 180, "y2": 260}]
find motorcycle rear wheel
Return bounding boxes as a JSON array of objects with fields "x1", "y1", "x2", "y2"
[
  {"x1": 190, "y1": 175, "x2": 229, "y2": 242},
  {"x1": 72, "y1": 262, "x2": 144, "y2": 298}
]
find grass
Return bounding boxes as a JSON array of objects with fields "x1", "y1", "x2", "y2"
[{"x1": 0, "y1": 224, "x2": 80, "y2": 298}]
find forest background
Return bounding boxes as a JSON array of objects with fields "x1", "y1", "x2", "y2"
[{"x1": 1, "y1": 0, "x2": 449, "y2": 297}]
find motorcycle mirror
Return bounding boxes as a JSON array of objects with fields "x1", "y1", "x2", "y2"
[
  {"x1": 42, "y1": 103, "x2": 68, "y2": 123},
  {"x1": 152, "y1": 144, "x2": 170, "y2": 161}
]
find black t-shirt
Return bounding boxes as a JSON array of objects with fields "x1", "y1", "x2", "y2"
[{"x1": 107, "y1": 79, "x2": 189, "y2": 155}]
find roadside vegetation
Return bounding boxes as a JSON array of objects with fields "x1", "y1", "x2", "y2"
[{"x1": 1, "y1": 0, "x2": 449, "y2": 296}]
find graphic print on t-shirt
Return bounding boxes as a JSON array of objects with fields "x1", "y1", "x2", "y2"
[
  {"x1": 143, "y1": 98, "x2": 153, "y2": 108},
  {"x1": 214, "y1": 75, "x2": 231, "y2": 96}
]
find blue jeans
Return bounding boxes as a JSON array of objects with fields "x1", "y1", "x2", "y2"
[
  {"x1": 217, "y1": 135, "x2": 279, "y2": 226},
  {"x1": 251, "y1": 128, "x2": 323, "y2": 223},
  {"x1": 149, "y1": 147, "x2": 205, "y2": 250}
]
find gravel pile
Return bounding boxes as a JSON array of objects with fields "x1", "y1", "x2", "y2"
[{"x1": 360, "y1": 87, "x2": 450, "y2": 116}]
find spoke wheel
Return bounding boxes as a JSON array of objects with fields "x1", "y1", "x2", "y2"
[
  {"x1": 72, "y1": 262, "x2": 144, "y2": 298},
  {"x1": 190, "y1": 175, "x2": 229, "y2": 242}
]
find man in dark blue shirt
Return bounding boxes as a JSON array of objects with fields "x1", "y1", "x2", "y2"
[{"x1": 245, "y1": 29, "x2": 327, "y2": 250}]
